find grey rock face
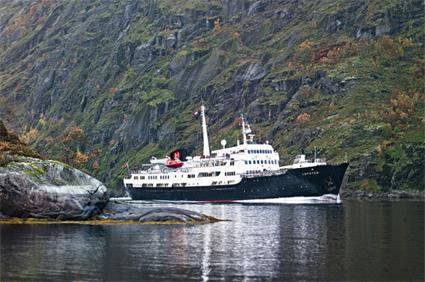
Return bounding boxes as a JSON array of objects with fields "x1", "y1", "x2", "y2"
[
  {"x1": 0, "y1": 157, "x2": 108, "y2": 220},
  {"x1": 102, "y1": 200, "x2": 219, "y2": 223},
  {"x1": 248, "y1": 1, "x2": 268, "y2": 16},
  {"x1": 235, "y1": 63, "x2": 267, "y2": 82}
]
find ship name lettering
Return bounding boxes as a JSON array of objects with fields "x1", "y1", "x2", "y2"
[{"x1": 302, "y1": 171, "x2": 319, "y2": 176}]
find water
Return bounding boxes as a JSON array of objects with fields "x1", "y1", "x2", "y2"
[{"x1": 1, "y1": 200, "x2": 423, "y2": 281}]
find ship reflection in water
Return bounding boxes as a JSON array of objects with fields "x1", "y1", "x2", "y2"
[{"x1": 0, "y1": 201, "x2": 424, "y2": 281}]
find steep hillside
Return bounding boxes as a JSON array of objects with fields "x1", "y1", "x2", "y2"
[{"x1": 0, "y1": 0, "x2": 423, "y2": 191}]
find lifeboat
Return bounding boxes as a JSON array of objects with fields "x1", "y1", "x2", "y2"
[{"x1": 165, "y1": 159, "x2": 184, "y2": 168}]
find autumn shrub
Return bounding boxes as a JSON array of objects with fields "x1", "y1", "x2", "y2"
[{"x1": 296, "y1": 113, "x2": 311, "y2": 123}]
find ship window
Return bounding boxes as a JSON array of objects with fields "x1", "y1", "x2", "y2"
[
  {"x1": 199, "y1": 172, "x2": 218, "y2": 177},
  {"x1": 141, "y1": 176, "x2": 145, "y2": 180},
  {"x1": 134, "y1": 176, "x2": 139, "y2": 180},
  {"x1": 225, "y1": 172, "x2": 235, "y2": 176},
  {"x1": 230, "y1": 161, "x2": 234, "y2": 166},
  {"x1": 188, "y1": 174, "x2": 195, "y2": 178}
]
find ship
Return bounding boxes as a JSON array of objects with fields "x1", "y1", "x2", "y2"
[{"x1": 123, "y1": 106, "x2": 348, "y2": 202}]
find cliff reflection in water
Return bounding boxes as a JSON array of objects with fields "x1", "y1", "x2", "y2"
[{"x1": 0, "y1": 201, "x2": 423, "y2": 281}]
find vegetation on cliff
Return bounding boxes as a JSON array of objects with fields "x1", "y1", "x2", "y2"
[
  {"x1": 0, "y1": 0, "x2": 423, "y2": 192},
  {"x1": 0, "y1": 120, "x2": 41, "y2": 166}
]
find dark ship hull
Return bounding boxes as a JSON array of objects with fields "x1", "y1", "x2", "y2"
[{"x1": 126, "y1": 163, "x2": 348, "y2": 202}]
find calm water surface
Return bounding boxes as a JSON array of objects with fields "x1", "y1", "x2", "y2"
[{"x1": 1, "y1": 200, "x2": 424, "y2": 281}]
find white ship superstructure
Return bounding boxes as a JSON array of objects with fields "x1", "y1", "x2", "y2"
[{"x1": 123, "y1": 106, "x2": 326, "y2": 189}]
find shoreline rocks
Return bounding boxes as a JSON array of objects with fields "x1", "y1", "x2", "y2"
[
  {"x1": 0, "y1": 157, "x2": 221, "y2": 224},
  {"x1": 340, "y1": 190, "x2": 425, "y2": 200},
  {"x1": 100, "y1": 200, "x2": 221, "y2": 223}
]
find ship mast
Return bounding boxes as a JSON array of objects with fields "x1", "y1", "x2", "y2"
[
  {"x1": 201, "y1": 105, "x2": 210, "y2": 157},
  {"x1": 241, "y1": 114, "x2": 247, "y2": 145}
]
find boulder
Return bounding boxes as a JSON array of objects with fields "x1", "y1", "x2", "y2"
[
  {"x1": 0, "y1": 157, "x2": 109, "y2": 220},
  {"x1": 138, "y1": 207, "x2": 206, "y2": 223},
  {"x1": 102, "y1": 200, "x2": 220, "y2": 223}
]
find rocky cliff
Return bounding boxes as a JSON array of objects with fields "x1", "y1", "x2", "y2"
[{"x1": 0, "y1": 0, "x2": 423, "y2": 191}]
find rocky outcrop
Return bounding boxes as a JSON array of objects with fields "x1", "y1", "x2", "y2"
[
  {"x1": 101, "y1": 200, "x2": 220, "y2": 223},
  {"x1": 0, "y1": 157, "x2": 108, "y2": 220}
]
